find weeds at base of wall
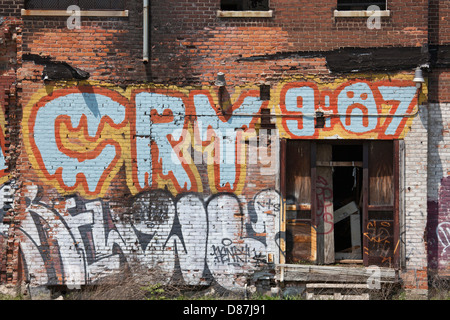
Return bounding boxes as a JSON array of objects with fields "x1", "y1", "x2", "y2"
[
  {"x1": 0, "y1": 285, "x2": 24, "y2": 300},
  {"x1": 10, "y1": 265, "x2": 450, "y2": 300},
  {"x1": 9, "y1": 282, "x2": 450, "y2": 300},
  {"x1": 56, "y1": 265, "x2": 250, "y2": 301},
  {"x1": 62, "y1": 265, "x2": 198, "y2": 300},
  {"x1": 428, "y1": 274, "x2": 450, "y2": 300},
  {"x1": 0, "y1": 292, "x2": 23, "y2": 300},
  {"x1": 61, "y1": 273, "x2": 449, "y2": 300}
]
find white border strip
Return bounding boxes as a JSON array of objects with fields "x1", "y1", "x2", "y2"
[
  {"x1": 217, "y1": 10, "x2": 273, "y2": 18},
  {"x1": 21, "y1": 9, "x2": 129, "y2": 17},
  {"x1": 333, "y1": 10, "x2": 390, "y2": 17}
]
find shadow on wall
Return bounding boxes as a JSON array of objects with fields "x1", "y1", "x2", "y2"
[
  {"x1": 17, "y1": 185, "x2": 281, "y2": 290},
  {"x1": 426, "y1": 97, "x2": 450, "y2": 271},
  {"x1": 427, "y1": 176, "x2": 450, "y2": 271}
]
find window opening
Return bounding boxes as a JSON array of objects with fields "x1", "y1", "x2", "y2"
[
  {"x1": 25, "y1": 0, "x2": 125, "y2": 10},
  {"x1": 282, "y1": 140, "x2": 398, "y2": 268},
  {"x1": 220, "y1": 0, "x2": 269, "y2": 11},
  {"x1": 336, "y1": 0, "x2": 386, "y2": 11}
]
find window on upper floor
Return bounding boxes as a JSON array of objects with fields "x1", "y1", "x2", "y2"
[
  {"x1": 336, "y1": 0, "x2": 386, "y2": 11},
  {"x1": 220, "y1": 0, "x2": 270, "y2": 11},
  {"x1": 24, "y1": 0, "x2": 125, "y2": 10}
]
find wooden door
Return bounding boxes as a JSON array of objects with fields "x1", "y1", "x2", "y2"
[
  {"x1": 283, "y1": 140, "x2": 316, "y2": 263},
  {"x1": 281, "y1": 140, "x2": 400, "y2": 267},
  {"x1": 282, "y1": 141, "x2": 334, "y2": 265}
]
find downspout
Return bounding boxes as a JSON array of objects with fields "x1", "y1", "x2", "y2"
[{"x1": 143, "y1": 0, "x2": 149, "y2": 63}]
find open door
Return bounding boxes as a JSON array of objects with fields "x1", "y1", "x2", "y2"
[
  {"x1": 282, "y1": 140, "x2": 339, "y2": 265},
  {"x1": 282, "y1": 139, "x2": 400, "y2": 268},
  {"x1": 328, "y1": 143, "x2": 363, "y2": 262}
]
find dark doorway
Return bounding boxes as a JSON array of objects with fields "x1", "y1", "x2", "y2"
[
  {"x1": 281, "y1": 140, "x2": 399, "y2": 267},
  {"x1": 332, "y1": 144, "x2": 363, "y2": 260}
]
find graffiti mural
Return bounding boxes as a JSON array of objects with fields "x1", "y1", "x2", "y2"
[
  {"x1": 15, "y1": 76, "x2": 423, "y2": 288},
  {"x1": 364, "y1": 220, "x2": 394, "y2": 266},
  {"x1": 276, "y1": 79, "x2": 418, "y2": 140},
  {"x1": 18, "y1": 185, "x2": 280, "y2": 289},
  {"x1": 23, "y1": 79, "x2": 419, "y2": 199},
  {"x1": 437, "y1": 222, "x2": 450, "y2": 254}
]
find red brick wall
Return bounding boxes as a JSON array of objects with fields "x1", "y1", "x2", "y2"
[
  {"x1": 2, "y1": 0, "x2": 427, "y2": 87},
  {"x1": 0, "y1": 16, "x2": 21, "y2": 285},
  {"x1": 20, "y1": 1, "x2": 148, "y2": 83},
  {"x1": 149, "y1": 0, "x2": 428, "y2": 86},
  {"x1": 429, "y1": 0, "x2": 450, "y2": 45},
  {"x1": 428, "y1": 0, "x2": 450, "y2": 102},
  {"x1": 0, "y1": 0, "x2": 442, "y2": 293},
  {"x1": 0, "y1": 0, "x2": 21, "y2": 16}
]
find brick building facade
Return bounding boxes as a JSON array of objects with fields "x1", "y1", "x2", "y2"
[{"x1": 0, "y1": 0, "x2": 448, "y2": 298}]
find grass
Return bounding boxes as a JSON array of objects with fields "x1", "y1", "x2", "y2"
[
  {"x1": 3, "y1": 265, "x2": 450, "y2": 300},
  {"x1": 3, "y1": 283, "x2": 450, "y2": 300},
  {"x1": 0, "y1": 293, "x2": 23, "y2": 300}
]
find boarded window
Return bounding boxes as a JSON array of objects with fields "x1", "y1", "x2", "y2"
[
  {"x1": 24, "y1": 0, "x2": 125, "y2": 10},
  {"x1": 220, "y1": 0, "x2": 269, "y2": 11},
  {"x1": 336, "y1": 0, "x2": 386, "y2": 11}
]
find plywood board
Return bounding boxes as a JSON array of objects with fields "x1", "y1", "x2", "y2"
[
  {"x1": 350, "y1": 214, "x2": 361, "y2": 251},
  {"x1": 369, "y1": 141, "x2": 394, "y2": 206},
  {"x1": 286, "y1": 141, "x2": 311, "y2": 205},
  {"x1": 286, "y1": 222, "x2": 316, "y2": 262},
  {"x1": 334, "y1": 201, "x2": 359, "y2": 223}
]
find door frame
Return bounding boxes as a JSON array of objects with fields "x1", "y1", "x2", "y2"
[{"x1": 280, "y1": 139, "x2": 401, "y2": 268}]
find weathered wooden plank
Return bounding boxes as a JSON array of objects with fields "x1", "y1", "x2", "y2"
[
  {"x1": 337, "y1": 259, "x2": 363, "y2": 264},
  {"x1": 317, "y1": 144, "x2": 334, "y2": 264},
  {"x1": 280, "y1": 139, "x2": 287, "y2": 199},
  {"x1": 286, "y1": 222, "x2": 315, "y2": 262},
  {"x1": 286, "y1": 204, "x2": 311, "y2": 211},
  {"x1": 363, "y1": 142, "x2": 369, "y2": 266},
  {"x1": 336, "y1": 251, "x2": 362, "y2": 260},
  {"x1": 334, "y1": 201, "x2": 358, "y2": 223},
  {"x1": 317, "y1": 161, "x2": 363, "y2": 167},
  {"x1": 311, "y1": 142, "x2": 318, "y2": 263},
  {"x1": 279, "y1": 139, "x2": 287, "y2": 264},
  {"x1": 276, "y1": 264, "x2": 398, "y2": 283},
  {"x1": 393, "y1": 140, "x2": 400, "y2": 269},
  {"x1": 368, "y1": 205, "x2": 394, "y2": 211},
  {"x1": 350, "y1": 214, "x2": 362, "y2": 259}
]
